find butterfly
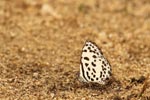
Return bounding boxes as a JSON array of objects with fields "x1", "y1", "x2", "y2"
[{"x1": 79, "y1": 41, "x2": 112, "y2": 85}]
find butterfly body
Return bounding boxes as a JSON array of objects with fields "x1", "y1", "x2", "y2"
[{"x1": 79, "y1": 41, "x2": 111, "y2": 85}]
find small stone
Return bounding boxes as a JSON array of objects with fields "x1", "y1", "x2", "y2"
[
  {"x1": 41, "y1": 4, "x2": 61, "y2": 18},
  {"x1": 33, "y1": 72, "x2": 39, "y2": 78},
  {"x1": 50, "y1": 93, "x2": 55, "y2": 98}
]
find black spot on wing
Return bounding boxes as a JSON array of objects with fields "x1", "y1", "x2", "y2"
[
  {"x1": 102, "y1": 65, "x2": 106, "y2": 71},
  {"x1": 106, "y1": 77, "x2": 109, "y2": 80},
  {"x1": 108, "y1": 71, "x2": 112, "y2": 76},
  {"x1": 88, "y1": 47, "x2": 91, "y2": 50},
  {"x1": 85, "y1": 63, "x2": 89, "y2": 67},
  {"x1": 104, "y1": 71, "x2": 106, "y2": 74},
  {"x1": 87, "y1": 67, "x2": 90, "y2": 71},
  {"x1": 102, "y1": 61, "x2": 105, "y2": 65},
  {"x1": 86, "y1": 71, "x2": 89, "y2": 75},
  {"x1": 103, "y1": 68, "x2": 107, "y2": 71},
  {"x1": 92, "y1": 68, "x2": 96, "y2": 73},
  {"x1": 91, "y1": 62, "x2": 96, "y2": 67},
  {"x1": 91, "y1": 78, "x2": 94, "y2": 81},
  {"x1": 100, "y1": 71, "x2": 102, "y2": 78},
  {"x1": 93, "y1": 74, "x2": 96, "y2": 78},
  {"x1": 102, "y1": 60, "x2": 107, "y2": 66},
  {"x1": 89, "y1": 50, "x2": 92, "y2": 52},
  {"x1": 83, "y1": 49, "x2": 87, "y2": 52},
  {"x1": 84, "y1": 57, "x2": 89, "y2": 61},
  {"x1": 103, "y1": 75, "x2": 105, "y2": 77},
  {"x1": 92, "y1": 55, "x2": 97, "y2": 58},
  {"x1": 97, "y1": 52, "x2": 99, "y2": 55},
  {"x1": 104, "y1": 63, "x2": 107, "y2": 66},
  {"x1": 101, "y1": 65, "x2": 104, "y2": 69},
  {"x1": 86, "y1": 71, "x2": 90, "y2": 80}
]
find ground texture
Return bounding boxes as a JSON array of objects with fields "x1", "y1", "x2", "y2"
[{"x1": 0, "y1": 0, "x2": 150, "y2": 100}]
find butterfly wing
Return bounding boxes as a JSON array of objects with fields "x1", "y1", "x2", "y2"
[{"x1": 79, "y1": 41, "x2": 111, "y2": 84}]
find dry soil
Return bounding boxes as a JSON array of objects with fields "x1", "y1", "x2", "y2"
[{"x1": 0, "y1": 0, "x2": 150, "y2": 100}]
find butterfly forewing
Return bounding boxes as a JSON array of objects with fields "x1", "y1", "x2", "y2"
[{"x1": 79, "y1": 41, "x2": 111, "y2": 84}]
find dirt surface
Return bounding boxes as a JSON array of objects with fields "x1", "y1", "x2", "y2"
[{"x1": 1, "y1": 0, "x2": 150, "y2": 100}]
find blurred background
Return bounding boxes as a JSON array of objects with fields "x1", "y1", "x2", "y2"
[{"x1": 1, "y1": 0, "x2": 150, "y2": 99}]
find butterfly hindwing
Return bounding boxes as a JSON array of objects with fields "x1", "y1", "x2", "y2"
[{"x1": 79, "y1": 41, "x2": 111, "y2": 84}]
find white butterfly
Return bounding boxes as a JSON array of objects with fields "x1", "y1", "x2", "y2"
[{"x1": 79, "y1": 41, "x2": 112, "y2": 85}]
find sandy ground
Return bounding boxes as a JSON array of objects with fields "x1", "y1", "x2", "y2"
[{"x1": 1, "y1": 0, "x2": 150, "y2": 100}]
